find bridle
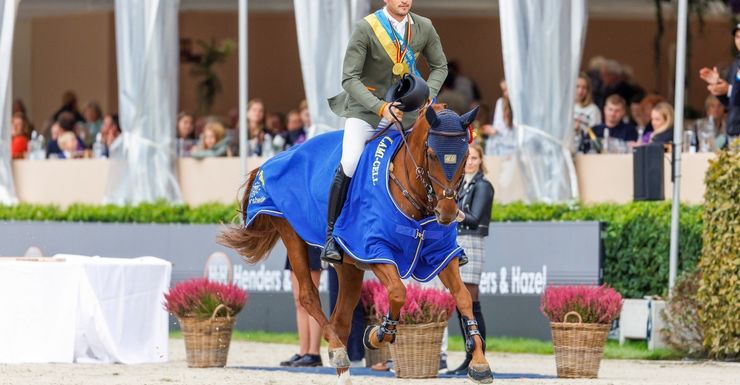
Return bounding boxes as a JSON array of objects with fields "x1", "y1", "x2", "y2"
[{"x1": 387, "y1": 108, "x2": 468, "y2": 217}]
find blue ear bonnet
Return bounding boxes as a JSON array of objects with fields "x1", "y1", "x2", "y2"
[{"x1": 427, "y1": 110, "x2": 469, "y2": 181}]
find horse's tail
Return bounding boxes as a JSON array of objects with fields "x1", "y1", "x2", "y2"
[{"x1": 217, "y1": 168, "x2": 280, "y2": 264}]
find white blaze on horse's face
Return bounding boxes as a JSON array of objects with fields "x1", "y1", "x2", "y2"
[{"x1": 425, "y1": 106, "x2": 480, "y2": 225}]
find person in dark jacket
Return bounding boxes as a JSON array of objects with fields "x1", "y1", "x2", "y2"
[
  {"x1": 447, "y1": 143, "x2": 494, "y2": 375},
  {"x1": 700, "y1": 23, "x2": 740, "y2": 141}
]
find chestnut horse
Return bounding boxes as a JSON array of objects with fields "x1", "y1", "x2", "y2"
[{"x1": 219, "y1": 105, "x2": 493, "y2": 383}]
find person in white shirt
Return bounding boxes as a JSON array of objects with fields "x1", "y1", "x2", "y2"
[{"x1": 573, "y1": 72, "x2": 602, "y2": 152}]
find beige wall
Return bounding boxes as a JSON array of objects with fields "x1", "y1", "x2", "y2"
[
  {"x1": 11, "y1": 154, "x2": 712, "y2": 207},
  {"x1": 29, "y1": 12, "x2": 117, "y2": 133},
  {"x1": 13, "y1": 11, "x2": 733, "y2": 130}
]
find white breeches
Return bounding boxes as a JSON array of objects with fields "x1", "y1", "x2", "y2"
[{"x1": 340, "y1": 117, "x2": 391, "y2": 177}]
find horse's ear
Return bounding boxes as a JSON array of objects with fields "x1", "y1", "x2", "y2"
[
  {"x1": 459, "y1": 105, "x2": 480, "y2": 128},
  {"x1": 425, "y1": 106, "x2": 438, "y2": 127}
]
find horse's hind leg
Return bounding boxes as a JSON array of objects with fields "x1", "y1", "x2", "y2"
[
  {"x1": 329, "y1": 262, "x2": 364, "y2": 374},
  {"x1": 438, "y1": 258, "x2": 493, "y2": 384},
  {"x1": 364, "y1": 263, "x2": 406, "y2": 349},
  {"x1": 271, "y1": 218, "x2": 346, "y2": 366}
]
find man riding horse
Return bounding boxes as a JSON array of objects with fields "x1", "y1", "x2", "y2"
[
  {"x1": 322, "y1": 0, "x2": 448, "y2": 265},
  {"x1": 219, "y1": 0, "x2": 494, "y2": 383}
]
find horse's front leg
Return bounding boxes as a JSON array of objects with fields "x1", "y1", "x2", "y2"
[
  {"x1": 363, "y1": 263, "x2": 405, "y2": 349},
  {"x1": 439, "y1": 258, "x2": 493, "y2": 384}
]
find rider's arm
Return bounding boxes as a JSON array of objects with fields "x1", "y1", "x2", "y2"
[
  {"x1": 422, "y1": 21, "x2": 448, "y2": 99},
  {"x1": 342, "y1": 22, "x2": 388, "y2": 116}
]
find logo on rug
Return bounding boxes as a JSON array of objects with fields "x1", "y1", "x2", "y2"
[
  {"x1": 371, "y1": 136, "x2": 394, "y2": 186},
  {"x1": 248, "y1": 170, "x2": 267, "y2": 205}
]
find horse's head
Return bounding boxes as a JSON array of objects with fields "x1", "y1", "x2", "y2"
[{"x1": 423, "y1": 105, "x2": 479, "y2": 225}]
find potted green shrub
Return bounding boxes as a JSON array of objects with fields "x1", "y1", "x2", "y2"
[
  {"x1": 164, "y1": 278, "x2": 247, "y2": 367},
  {"x1": 540, "y1": 285, "x2": 622, "y2": 378}
]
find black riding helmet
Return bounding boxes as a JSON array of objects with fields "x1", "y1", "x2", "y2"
[{"x1": 384, "y1": 74, "x2": 430, "y2": 112}]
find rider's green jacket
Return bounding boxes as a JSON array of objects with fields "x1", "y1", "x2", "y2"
[{"x1": 328, "y1": 12, "x2": 448, "y2": 128}]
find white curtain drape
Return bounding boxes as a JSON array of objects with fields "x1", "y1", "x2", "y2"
[
  {"x1": 0, "y1": 0, "x2": 18, "y2": 205},
  {"x1": 106, "y1": 0, "x2": 182, "y2": 205},
  {"x1": 499, "y1": 0, "x2": 587, "y2": 203},
  {"x1": 294, "y1": 0, "x2": 370, "y2": 138}
]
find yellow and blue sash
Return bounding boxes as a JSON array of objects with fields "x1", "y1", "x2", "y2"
[{"x1": 364, "y1": 9, "x2": 420, "y2": 76}]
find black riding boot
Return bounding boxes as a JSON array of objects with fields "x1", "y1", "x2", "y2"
[
  {"x1": 320, "y1": 165, "x2": 352, "y2": 264},
  {"x1": 447, "y1": 308, "x2": 472, "y2": 375}
]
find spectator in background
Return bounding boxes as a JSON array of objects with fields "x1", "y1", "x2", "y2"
[
  {"x1": 643, "y1": 102, "x2": 674, "y2": 146},
  {"x1": 11, "y1": 112, "x2": 30, "y2": 159},
  {"x1": 573, "y1": 73, "x2": 602, "y2": 151},
  {"x1": 692, "y1": 95, "x2": 728, "y2": 150},
  {"x1": 588, "y1": 95, "x2": 637, "y2": 153},
  {"x1": 280, "y1": 247, "x2": 324, "y2": 368},
  {"x1": 80, "y1": 101, "x2": 103, "y2": 148},
  {"x1": 47, "y1": 112, "x2": 83, "y2": 158},
  {"x1": 446, "y1": 60, "x2": 481, "y2": 107},
  {"x1": 51, "y1": 91, "x2": 84, "y2": 123},
  {"x1": 284, "y1": 110, "x2": 306, "y2": 150},
  {"x1": 225, "y1": 107, "x2": 240, "y2": 156},
  {"x1": 485, "y1": 97, "x2": 516, "y2": 156},
  {"x1": 191, "y1": 121, "x2": 230, "y2": 159},
  {"x1": 264, "y1": 112, "x2": 287, "y2": 156},
  {"x1": 629, "y1": 93, "x2": 648, "y2": 137},
  {"x1": 101, "y1": 113, "x2": 122, "y2": 157},
  {"x1": 594, "y1": 60, "x2": 637, "y2": 111},
  {"x1": 176, "y1": 111, "x2": 197, "y2": 157},
  {"x1": 638, "y1": 94, "x2": 665, "y2": 136},
  {"x1": 246, "y1": 99, "x2": 266, "y2": 156},
  {"x1": 700, "y1": 23, "x2": 740, "y2": 140},
  {"x1": 58, "y1": 131, "x2": 81, "y2": 159},
  {"x1": 298, "y1": 100, "x2": 311, "y2": 136},
  {"x1": 447, "y1": 143, "x2": 494, "y2": 375}
]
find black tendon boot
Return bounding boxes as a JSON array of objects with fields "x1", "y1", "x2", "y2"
[
  {"x1": 447, "y1": 309, "x2": 472, "y2": 375},
  {"x1": 472, "y1": 301, "x2": 487, "y2": 353},
  {"x1": 320, "y1": 165, "x2": 352, "y2": 264}
]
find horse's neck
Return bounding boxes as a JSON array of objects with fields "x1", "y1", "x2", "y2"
[{"x1": 389, "y1": 123, "x2": 429, "y2": 220}]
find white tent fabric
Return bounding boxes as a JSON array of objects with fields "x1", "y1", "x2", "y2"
[
  {"x1": 499, "y1": 0, "x2": 587, "y2": 203},
  {"x1": 105, "y1": 0, "x2": 182, "y2": 205},
  {"x1": 0, "y1": 0, "x2": 18, "y2": 205},
  {"x1": 293, "y1": 0, "x2": 370, "y2": 138}
]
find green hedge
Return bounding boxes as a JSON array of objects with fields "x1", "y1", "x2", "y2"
[
  {"x1": 697, "y1": 144, "x2": 740, "y2": 359},
  {"x1": 0, "y1": 200, "x2": 703, "y2": 298}
]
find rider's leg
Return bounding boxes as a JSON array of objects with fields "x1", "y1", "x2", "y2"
[{"x1": 321, "y1": 117, "x2": 380, "y2": 264}]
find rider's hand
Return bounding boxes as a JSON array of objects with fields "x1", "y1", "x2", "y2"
[{"x1": 383, "y1": 103, "x2": 403, "y2": 123}]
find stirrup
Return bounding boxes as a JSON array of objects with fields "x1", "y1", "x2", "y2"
[
  {"x1": 377, "y1": 314, "x2": 399, "y2": 344},
  {"x1": 463, "y1": 317, "x2": 484, "y2": 354}
]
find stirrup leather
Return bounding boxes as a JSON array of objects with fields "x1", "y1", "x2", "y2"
[
  {"x1": 462, "y1": 317, "x2": 484, "y2": 353},
  {"x1": 377, "y1": 314, "x2": 399, "y2": 344}
]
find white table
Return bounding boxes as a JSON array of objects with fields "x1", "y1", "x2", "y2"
[{"x1": 0, "y1": 254, "x2": 171, "y2": 364}]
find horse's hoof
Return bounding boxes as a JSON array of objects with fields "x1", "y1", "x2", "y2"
[
  {"x1": 328, "y1": 347, "x2": 351, "y2": 369},
  {"x1": 467, "y1": 363, "x2": 493, "y2": 384},
  {"x1": 362, "y1": 325, "x2": 379, "y2": 351}
]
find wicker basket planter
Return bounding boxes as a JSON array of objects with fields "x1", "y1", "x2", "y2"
[
  {"x1": 550, "y1": 311, "x2": 610, "y2": 378},
  {"x1": 388, "y1": 321, "x2": 447, "y2": 378},
  {"x1": 178, "y1": 304, "x2": 237, "y2": 368}
]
